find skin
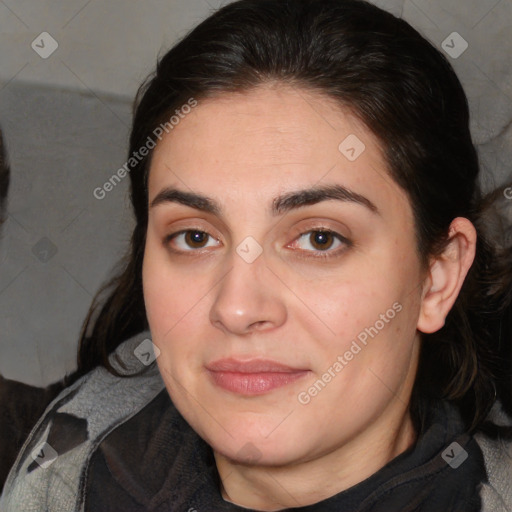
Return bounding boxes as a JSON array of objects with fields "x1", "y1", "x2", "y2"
[{"x1": 142, "y1": 83, "x2": 476, "y2": 510}]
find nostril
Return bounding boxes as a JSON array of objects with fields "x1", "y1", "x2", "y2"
[{"x1": 249, "y1": 320, "x2": 269, "y2": 330}]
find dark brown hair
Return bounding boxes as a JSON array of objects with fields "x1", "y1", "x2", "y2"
[
  {"x1": 0, "y1": 129, "x2": 10, "y2": 225},
  {"x1": 74, "y1": 0, "x2": 512, "y2": 434}
]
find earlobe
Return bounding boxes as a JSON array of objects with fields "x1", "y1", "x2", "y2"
[{"x1": 417, "y1": 218, "x2": 477, "y2": 334}]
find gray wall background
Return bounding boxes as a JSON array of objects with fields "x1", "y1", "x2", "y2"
[{"x1": 0, "y1": 0, "x2": 511, "y2": 386}]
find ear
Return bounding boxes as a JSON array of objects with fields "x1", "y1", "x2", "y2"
[{"x1": 417, "y1": 217, "x2": 477, "y2": 334}]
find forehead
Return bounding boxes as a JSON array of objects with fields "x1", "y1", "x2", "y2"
[{"x1": 147, "y1": 84, "x2": 408, "y2": 218}]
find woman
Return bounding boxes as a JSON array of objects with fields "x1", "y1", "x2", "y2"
[{"x1": 2, "y1": 0, "x2": 511, "y2": 510}]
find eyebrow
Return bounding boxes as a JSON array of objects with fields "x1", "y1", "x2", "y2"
[{"x1": 149, "y1": 184, "x2": 378, "y2": 216}]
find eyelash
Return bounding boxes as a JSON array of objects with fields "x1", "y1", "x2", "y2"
[{"x1": 163, "y1": 227, "x2": 352, "y2": 261}]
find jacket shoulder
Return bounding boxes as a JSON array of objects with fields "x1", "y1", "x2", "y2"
[
  {"x1": 475, "y1": 403, "x2": 512, "y2": 512},
  {"x1": 0, "y1": 331, "x2": 165, "y2": 512}
]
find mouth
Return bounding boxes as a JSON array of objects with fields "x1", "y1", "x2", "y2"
[{"x1": 206, "y1": 358, "x2": 311, "y2": 395}]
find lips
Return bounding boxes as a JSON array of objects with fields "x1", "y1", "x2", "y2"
[
  {"x1": 206, "y1": 358, "x2": 310, "y2": 395},
  {"x1": 207, "y1": 358, "x2": 305, "y2": 373}
]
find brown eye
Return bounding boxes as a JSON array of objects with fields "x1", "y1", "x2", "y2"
[
  {"x1": 308, "y1": 231, "x2": 336, "y2": 251},
  {"x1": 164, "y1": 229, "x2": 220, "y2": 253},
  {"x1": 289, "y1": 228, "x2": 352, "y2": 260},
  {"x1": 184, "y1": 230, "x2": 209, "y2": 248}
]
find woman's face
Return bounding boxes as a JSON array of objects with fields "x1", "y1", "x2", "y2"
[{"x1": 143, "y1": 84, "x2": 425, "y2": 467}]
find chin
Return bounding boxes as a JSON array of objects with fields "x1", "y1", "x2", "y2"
[{"x1": 203, "y1": 420, "x2": 307, "y2": 466}]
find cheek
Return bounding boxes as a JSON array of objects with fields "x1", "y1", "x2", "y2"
[
  {"x1": 143, "y1": 256, "x2": 204, "y2": 402},
  {"x1": 142, "y1": 236, "x2": 224, "y2": 388},
  {"x1": 293, "y1": 247, "x2": 422, "y2": 378},
  {"x1": 143, "y1": 234, "x2": 206, "y2": 332},
  {"x1": 142, "y1": 240, "x2": 200, "y2": 360},
  {"x1": 294, "y1": 266, "x2": 401, "y2": 342}
]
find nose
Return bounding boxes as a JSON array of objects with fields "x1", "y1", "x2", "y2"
[{"x1": 209, "y1": 248, "x2": 287, "y2": 336}]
